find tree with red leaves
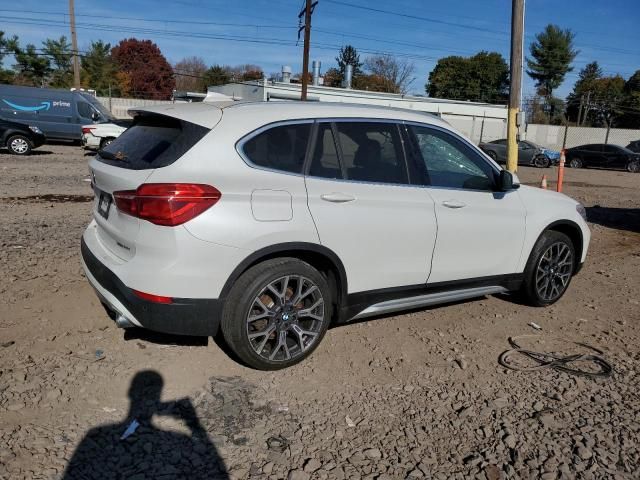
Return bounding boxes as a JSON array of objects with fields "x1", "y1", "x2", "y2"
[{"x1": 111, "y1": 38, "x2": 175, "y2": 100}]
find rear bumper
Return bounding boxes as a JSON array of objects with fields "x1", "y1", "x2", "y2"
[{"x1": 81, "y1": 237, "x2": 221, "y2": 336}]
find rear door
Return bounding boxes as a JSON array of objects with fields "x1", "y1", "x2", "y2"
[
  {"x1": 89, "y1": 113, "x2": 211, "y2": 260},
  {"x1": 405, "y1": 123, "x2": 526, "y2": 283},
  {"x1": 304, "y1": 120, "x2": 437, "y2": 294}
]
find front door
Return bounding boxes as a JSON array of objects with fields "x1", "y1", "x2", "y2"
[
  {"x1": 305, "y1": 121, "x2": 438, "y2": 294},
  {"x1": 405, "y1": 123, "x2": 526, "y2": 284}
]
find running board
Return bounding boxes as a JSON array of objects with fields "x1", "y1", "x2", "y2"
[{"x1": 351, "y1": 286, "x2": 508, "y2": 320}]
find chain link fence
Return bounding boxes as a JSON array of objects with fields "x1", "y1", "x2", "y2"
[{"x1": 524, "y1": 124, "x2": 640, "y2": 150}]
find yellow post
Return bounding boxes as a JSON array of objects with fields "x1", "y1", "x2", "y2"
[{"x1": 506, "y1": 107, "x2": 519, "y2": 173}]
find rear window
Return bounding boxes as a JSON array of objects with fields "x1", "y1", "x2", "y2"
[{"x1": 97, "y1": 114, "x2": 209, "y2": 170}]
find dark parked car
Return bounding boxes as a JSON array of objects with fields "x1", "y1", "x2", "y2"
[
  {"x1": 0, "y1": 118, "x2": 46, "y2": 155},
  {"x1": 478, "y1": 139, "x2": 556, "y2": 167},
  {"x1": 626, "y1": 140, "x2": 640, "y2": 153},
  {"x1": 565, "y1": 144, "x2": 640, "y2": 173}
]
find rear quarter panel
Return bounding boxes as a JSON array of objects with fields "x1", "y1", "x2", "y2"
[{"x1": 144, "y1": 109, "x2": 320, "y2": 252}]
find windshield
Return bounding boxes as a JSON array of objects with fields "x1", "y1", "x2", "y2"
[{"x1": 83, "y1": 94, "x2": 117, "y2": 121}]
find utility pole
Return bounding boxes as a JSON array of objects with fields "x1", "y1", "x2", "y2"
[
  {"x1": 298, "y1": 0, "x2": 316, "y2": 101},
  {"x1": 69, "y1": 0, "x2": 81, "y2": 89},
  {"x1": 577, "y1": 94, "x2": 584, "y2": 126},
  {"x1": 581, "y1": 91, "x2": 591, "y2": 126},
  {"x1": 506, "y1": 0, "x2": 524, "y2": 173}
]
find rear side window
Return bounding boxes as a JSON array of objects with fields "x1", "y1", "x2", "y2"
[
  {"x1": 98, "y1": 114, "x2": 209, "y2": 170},
  {"x1": 334, "y1": 122, "x2": 408, "y2": 184},
  {"x1": 242, "y1": 123, "x2": 311, "y2": 174},
  {"x1": 309, "y1": 123, "x2": 342, "y2": 179}
]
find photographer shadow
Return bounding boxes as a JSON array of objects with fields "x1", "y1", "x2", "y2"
[{"x1": 62, "y1": 370, "x2": 229, "y2": 479}]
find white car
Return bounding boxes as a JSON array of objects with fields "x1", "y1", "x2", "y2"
[
  {"x1": 81, "y1": 120, "x2": 131, "y2": 150},
  {"x1": 81, "y1": 102, "x2": 590, "y2": 370}
]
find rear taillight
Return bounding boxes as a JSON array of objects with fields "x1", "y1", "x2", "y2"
[
  {"x1": 113, "y1": 183, "x2": 221, "y2": 226},
  {"x1": 82, "y1": 127, "x2": 95, "y2": 134}
]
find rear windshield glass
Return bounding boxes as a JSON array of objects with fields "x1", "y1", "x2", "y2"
[{"x1": 97, "y1": 114, "x2": 209, "y2": 170}]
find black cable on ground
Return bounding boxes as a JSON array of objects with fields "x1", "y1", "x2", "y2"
[{"x1": 498, "y1": 335, "x2": 613, "y2": 379}]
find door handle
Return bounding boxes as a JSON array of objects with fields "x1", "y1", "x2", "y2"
[
  {"x1": 320, "y1": 193, "x2": 356, "y2": 203},
  {"x1": 442, "y1": 200, "x2": 466, "y2": 209}
]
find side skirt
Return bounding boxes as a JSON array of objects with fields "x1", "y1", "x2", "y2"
[
  {"x1": 352, "y1": 285, "x2": 508, "y2": 320},
  {"x1": 340, "y1": 274, "x2": 522, "y2": 322}
]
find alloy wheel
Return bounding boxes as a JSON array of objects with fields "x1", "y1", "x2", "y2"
[
  {"x1": 627, "y1": 160, "x2": 640, "y2": 173},
  {"x1": 10, "y1": 137, "x2": 29, "y2": 154},
  {"x1": 569, "y1": 158, "x2": 582, "y2": 168},
  {"x1": 535, "y1": 242, "x2": 573, "y2": 302},
  {"x1": 246, "y1": 275, "x2": 325, "y2": 362}
]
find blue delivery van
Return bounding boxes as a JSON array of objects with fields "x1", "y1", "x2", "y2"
[{"x1": 0, "y1": 85, "x2": 117, "y2": 142}]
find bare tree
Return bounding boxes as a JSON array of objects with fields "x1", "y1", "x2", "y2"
[
  {"x1": 174, "y1": 56, "x2": 207, "y2": 92},
  {"x1": 363, "y1": 55, "x2": 415, "y2": 94}
]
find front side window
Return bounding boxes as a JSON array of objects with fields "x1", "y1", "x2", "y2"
[
  {"x1": 334, "y1": 121, "x2": 408, "y2": 184},
  {"x1": 77, "y1": 101, "x2": 94, "y2": 120},
  {"x1": 408, "y1": 125, "x2": 495, "y2": 190},
  {"x1": 242, "y1": 123, "x2": 311, "y2": 174}
]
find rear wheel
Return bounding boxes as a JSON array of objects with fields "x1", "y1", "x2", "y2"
[
  {"x1": 569, "y1": 157, "x2": 583, "y2": 168},
  {"x1": 221, "y1": 258, "x2": 332, "y2": 370},
  {"x1": 521, "y1": 231, "x2": 575, "y2": 307},
  {"x1": 100, "y1": 137, "x2": 115, "y2": 150},
  {"x1": 7, "y1": 135, "x2": 32, "y2": 155},
  {"x1": 627, "y1": 159, "x2": 640, "y2": 173}
]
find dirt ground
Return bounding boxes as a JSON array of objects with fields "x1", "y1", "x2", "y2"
[{"x1": 0, "y1": 144, "x2": 639, "y2": 480}]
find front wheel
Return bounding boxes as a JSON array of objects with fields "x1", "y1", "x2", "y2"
[
  {"x1": 7, "y1": 135, "x2": 32, "y2": 155},
  {"x1": 520, "y1": 231, "x2": 575, "y2": 307},
  {"x1": 221, "y1": 258, "x2": 332, "y2": 370},
  {"x1": 627, "y1": 159, "x2": 640, "y2": 173}
]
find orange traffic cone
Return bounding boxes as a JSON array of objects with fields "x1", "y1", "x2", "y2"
[{"x1": 540, "y1": 175, "x2": 547, "y2": 189}]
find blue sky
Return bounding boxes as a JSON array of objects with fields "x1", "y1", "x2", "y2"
[{"x1": 1, "y1": 0, "x2": 639, "y2": 99}]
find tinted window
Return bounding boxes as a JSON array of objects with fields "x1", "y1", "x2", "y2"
[
  {"x1": 98, "y1": 114, "x2": 209, "y2": 170},
  {"x1": 604, "y1": 145, "x2": 622, "y2": 153},
  {"x1": 309, "y1": 123, "x2": 342, "y2": 179},
  {"x1": 77, "y1": 101, "x2": 93, "y2": 119},
  {"x1": 243, "y1": 123, "x2": 311, "y2": 174},
  {"x1": 408, "y1": 125, "x2": 495, "y2": 190},
  {"x1": 582, "y1": 144, "x2": 602, "y2": 152},
  {"x1": 335, "y1": 122, "x2": 408, "y2": 184},
  {"x1": 492, "y1": 139, "x2": 507, "y2": 145}
]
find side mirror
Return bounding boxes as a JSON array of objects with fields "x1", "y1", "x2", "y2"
[
  {"x1": 91, "y1": 111, "x2": 100, "y2": 121},
  {"x1": 498, "y1": 170, "x2": 519, "y2": 191}
]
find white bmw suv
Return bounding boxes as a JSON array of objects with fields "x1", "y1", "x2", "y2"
[{"x1": 81, "y1": 102, "x2": 590, "y2": 370}]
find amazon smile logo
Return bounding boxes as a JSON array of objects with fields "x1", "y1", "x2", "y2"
[{"x1": 2, "y1": 99, "x2": 51, "y2": 111}]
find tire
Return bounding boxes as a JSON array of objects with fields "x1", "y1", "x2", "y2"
[
  {"x1": 6, "y1": 135, "x2": 32, "y2": 155},
  {"x1": 569, "y1": 157, "x2": 583, "y2": 168},
  {"x1": 221, "y1": 258, "x2": 332, "y2": 370},
  {"x1": 100, "y1": 137, "x2": 115, "y2": 150},
  {"x1": 627, "y1": 159, "x2": 640, "y2": 173},
  {"x1": 520, "y1": 231, "x2": 575, "y2": 307},
  {"x1": 533, "y1": 155, "x2": 550, "y2": 168}
]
